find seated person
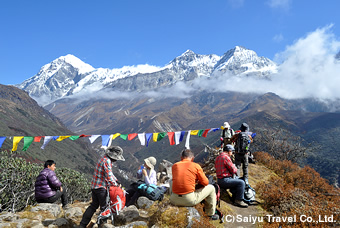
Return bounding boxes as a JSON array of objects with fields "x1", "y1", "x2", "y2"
[
  {"x1": 170, "y1": 149, "x2": 218, "y2": 220},
  {"x1": 35, "y1": 160, "x2": 68, "y2": 208},
  {"x1": 125, "y1": 156, "x2": 157, "y2": 206},
  {"x1": 215, "y1": 145, "x2": 248, "y2": 208}
]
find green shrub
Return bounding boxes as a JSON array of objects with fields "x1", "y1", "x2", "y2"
[{"x1": 0, "y1": 150, "x2": 91, "y2": 212}]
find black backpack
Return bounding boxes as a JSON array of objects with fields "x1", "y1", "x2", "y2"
[
  {"x1": 137, "y1": 183, "x2": 165, "y2": 201},
  {"x1": 236, "y1": 132, "x2": 250, "y2": 154},
  {"x1": 207, "y1": 175, "x2": 224, "y2": 223}
]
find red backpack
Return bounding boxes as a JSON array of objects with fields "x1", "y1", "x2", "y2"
[{"x1": 109, "y1": 185, "x2": 126, "y2": 212}]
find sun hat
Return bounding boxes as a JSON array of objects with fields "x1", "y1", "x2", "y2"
[
  {"x1": 106, "y1": 146, "x2": 125, "y2": 161},
  {"x1": 223, "y1": 122, "x2": 230, "y2": 129},
  {"x1": 144, "y1": 156, "x2": 157, "y2": 171}
]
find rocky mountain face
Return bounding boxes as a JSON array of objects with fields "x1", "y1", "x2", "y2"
[{"x1": 17, "y1": 46, "x2": 277, "y2": 105}]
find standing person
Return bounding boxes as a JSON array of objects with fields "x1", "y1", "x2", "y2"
[
  {"x1": 35, "y1": 160, "x2": 68, "y2": 208},
  {"x1": 79, "y1": 146, "x2": 125, "y2": 228},
  {"x1": 231, "y1": 122, "x2": 253, "y2": 184},
  {"x1": 215, "y1": 145, "x2": 248, "y2": 208},
  {"x1": 170, "y1": 149, "x2": 219, "y2": 220},
  {"x1": 220, "y1": 122, "x2": 235, "y2": 147},
  {"x1": 125, "y1": 156, "x2": 157, "y2": 206}
]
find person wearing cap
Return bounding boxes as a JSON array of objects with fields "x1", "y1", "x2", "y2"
[
  {"x1": 215, "y1": 145, "x2": 248, "y2": 208},
  {"x1": 125, "y1": 156, "x2": 157, "y2": 206},
  {"x1": 220, "y1": 122, "x2": 235, "y2": 147},
  {"x1": 79, "y1": 146, "x2": 125, "y2": 228},
  {"x1": 170, "y1": 149, "x2": 219, "y2": 220},
  {"x1": 231, "y1": 122, "x2": 253, "y2": 183}
]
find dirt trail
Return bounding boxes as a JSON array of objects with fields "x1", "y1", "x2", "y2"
[{"x1": 210, "y1": 163, "x2": 275, "y2": 228}]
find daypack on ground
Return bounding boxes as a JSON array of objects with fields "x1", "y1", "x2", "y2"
[
  {"x1": 244, "y1": 183, "x2": 256, "y2": 204},
  {"x1": 137, "y1": 183, "x2": 165, "y2": 201},
  {"x1": 236, "y1": 132, "x2": 250, "y2": 153},
  {"x1": 207, "y1": 175, "x2": 224, "y2": 223}
]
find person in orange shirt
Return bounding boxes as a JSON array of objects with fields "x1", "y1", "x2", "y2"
[{"x1": 170, "y1": 149, "x2": 218, "y2": 220}]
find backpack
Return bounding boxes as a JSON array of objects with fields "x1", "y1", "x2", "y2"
[
  {"x1": 109, "y1": 185, "x2": 126, "y2": 212},
  {"x1": 137, "y1": 183, "x2": 165, "y2": 201},
  {"x1": 207, "y1": 175, "x2": 224, "y2": 223},
  {"x1": 244, "y1": 184, "x2": 256, "y2": 204},
  {"x1": 236, "y1": 132, "x2": 250, "y2": 154},
  {"x1": 97, "y1": 185, "x2": 126, "y2": 224}
]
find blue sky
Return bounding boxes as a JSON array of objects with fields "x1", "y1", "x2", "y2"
[{"x1": 1, "y1": 0, "x2": 339, "y2": 85}]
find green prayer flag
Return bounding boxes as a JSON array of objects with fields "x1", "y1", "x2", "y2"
[
  {"x1": 69, "y1": 135, "x2": 80, "y2": 140},
  {"x1": 23, "y1": 136, "x2": 34, "y2": 151},
  {"x1": 198, "y1": 129, "x2": 204, "y2": 137},
  {"x1": 157, "y1": 132, "x2": 167, "y2": 141},
  {"x1": 120, "y1": 134, "x2": 128, "y2": 140}
]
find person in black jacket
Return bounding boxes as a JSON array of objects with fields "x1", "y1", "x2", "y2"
[{"x1": 35, "y1": 160, "x2": 68, "y2": 207}]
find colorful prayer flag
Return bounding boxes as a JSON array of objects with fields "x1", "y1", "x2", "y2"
[
  {"x1": 12, "y1": 136, "x2": 24, "y2": 151},
  {"x1": 167, "y1": 132, "x2": 175, "y2": 145},
  {"x1": 23, "y1": 136, "x2": 34, "y2": 151}
]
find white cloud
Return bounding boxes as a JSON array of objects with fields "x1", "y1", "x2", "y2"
[
  {"x1": 146, "y1": 25, "x2": 340, "y2": 101},
  {"x1": 273, "y1": 33, "x2": 284, "y2": 43},
  {"x1": 267, "y1": 0, "x2": 291, "y2": 10}
]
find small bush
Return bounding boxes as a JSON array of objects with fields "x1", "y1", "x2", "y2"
[{"x1": 0, "y1": 150, "x2": 91, "y2": 212}]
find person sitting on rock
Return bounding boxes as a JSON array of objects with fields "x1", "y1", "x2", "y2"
[
  {"x1": 170, "y1": 149, "x2": 219, "y2": 220},
  {"x1": 125, "y1": 156, "x2": 157, "y2": 206},
  {"x1": 215, "y1": 144, "x2": 248, "y2": 208},
  {"x1": 35, "y1": 160, "x2": 68, "y2": 208}
]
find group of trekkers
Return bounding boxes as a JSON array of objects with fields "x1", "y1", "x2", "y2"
[{"x1": 34, "y1": 122, "x2": 254, "y2": 226}]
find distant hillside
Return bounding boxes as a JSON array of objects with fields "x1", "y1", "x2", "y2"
[
  {"x1": 0, "y1": 84, "x2": 98, "y2": 176},
  {"x1": 44, "y1": 91, "x2": 340, "y2": 186}
]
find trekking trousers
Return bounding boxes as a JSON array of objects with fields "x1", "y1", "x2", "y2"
[
  {"x1": 235, "y1": 153, "x2": 249, "y2": 180},
  {"x1": 170, "y1": 184, "x2": 216, "y2": 216},
  {"x1": 36, "y1": 190, "x2": 68, "y2": 207},
  {"x1": 80, "y1": 188, "x2": 107, "y2": 227}
]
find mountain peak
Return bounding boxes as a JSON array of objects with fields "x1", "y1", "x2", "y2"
[
  {"x1": 50, "y1": 54, "x2": 95, "y2": 74},
  {"x1": 182, "y1": 49, "x2": 195, "y2": 56}
]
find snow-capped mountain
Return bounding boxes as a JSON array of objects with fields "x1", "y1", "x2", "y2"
[
  {"x1": 214, "y1": 46, "x2": 277, "y2": 78},
  {"x1": 17, "y1": 46, "x2": 277, "y2": 105}
]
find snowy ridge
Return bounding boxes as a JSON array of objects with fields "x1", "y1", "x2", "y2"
[{"x1": 16, "y1": 46, "x2": 278, "y2": 105}]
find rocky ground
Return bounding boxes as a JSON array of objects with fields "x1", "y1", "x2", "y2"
[{"x1": 0, "y1": 151, "x2": 276, "y2": 227}]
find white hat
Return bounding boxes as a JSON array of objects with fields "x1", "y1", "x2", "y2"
[
  {"x1": 223, "y1": 122, "x2": 230, "y2": 129},
  {"x1": 144, "y1": 156, "x2": 157, "y2": 171}
]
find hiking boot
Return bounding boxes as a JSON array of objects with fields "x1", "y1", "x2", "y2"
[
  {"x1": 209, "y1": 214, "x2": 220, "y2": 220},
  {"x1": 234, "y1": 200, "x2": 248, "y2": 208}
]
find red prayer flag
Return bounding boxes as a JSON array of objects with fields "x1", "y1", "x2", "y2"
[
  {"x1": 128, "y1": 133, "x2": 138, "y2": 140},
  {"x1": 168, "y1": 132, "x2": 175, "y2": 145},
  {"x1": 202, "y1": 129, "x2": 210, "y2": 138},
  {"x1": 34, "y1": 136, "x2": 44, "y2": 142}
]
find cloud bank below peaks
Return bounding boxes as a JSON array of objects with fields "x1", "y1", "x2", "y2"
[{"x1": 177, "y1": 25, "x2": 340, "y2": 101}]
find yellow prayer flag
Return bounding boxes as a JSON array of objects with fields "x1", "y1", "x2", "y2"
[
  {"x1": 12, "y1": 136, "x2": 24, "y2": 151},
  {"x1": 190, "y1": 130, "x2": 199, "y2": 135},
  {"x1": 56, "y1": 136, "x2": 71, "y2": 141},
  {"x1": 111, "y1": 133, "x2": 121, "y2": 140},
  {"x1": 153, "y1": 133, "x2": 159, "y2": 142}
]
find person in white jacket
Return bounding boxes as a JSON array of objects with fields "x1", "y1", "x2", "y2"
[{"x1": 125, "y1": 156, "x2": 157, "y2": 206}]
